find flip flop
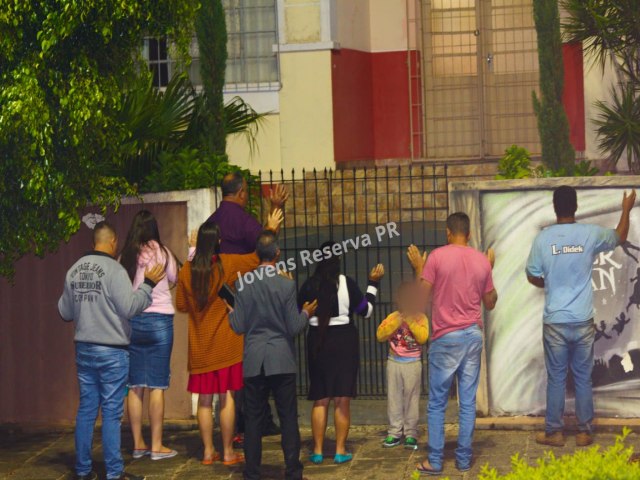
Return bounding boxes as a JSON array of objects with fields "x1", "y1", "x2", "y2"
[
  {"x1": 416, "y1": 461, "x2": 443, "y2": 476},
  {"x1": 201, "y1": 452, "x2": 221, "y2": 465},
  {"x1": 132, "y1": 449, "x2": 150, "y2": 459},
  {"x1": 222, "y1": 454, "x2": 245, "y2": 466}
]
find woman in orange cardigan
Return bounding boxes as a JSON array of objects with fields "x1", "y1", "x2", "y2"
[{"x1": 176, "y1": 210, "x2": 282, "y2": 466}]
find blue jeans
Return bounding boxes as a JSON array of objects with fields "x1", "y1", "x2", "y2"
[
  {"x1": 75, "y1": 342, "x2": 129, "y2": 479},
  {"x1": 543, "y1": 320, "x2": 595, "y2": 434},
  {"x1": 427, "y1": 325, "x2": 483, "y2": 471}
]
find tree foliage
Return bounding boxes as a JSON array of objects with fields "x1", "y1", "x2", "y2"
[
  {"x1": 532, "y1": 0, "x2": 576, "y2": 173},
  {"x1": 562, "y1": 0, "x2": 640, "y2": 173},
  {"x1": 0, "y1": 0, "x2": 198, "y2": 278},
  {"x1": 195, "y1": 0, "x2": 228, "y2": 155}
]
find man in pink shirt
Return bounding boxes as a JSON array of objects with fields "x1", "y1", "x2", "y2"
[{"x1": 408, "y1": 212, "x2": 497, "y2": 476}]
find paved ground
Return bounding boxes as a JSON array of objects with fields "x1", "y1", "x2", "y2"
[{"x1": 1, "y1": 423, "x2": 637, "y2": 480}]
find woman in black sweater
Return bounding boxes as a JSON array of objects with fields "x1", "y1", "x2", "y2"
[{"x1": 298, "y1": 241, "x2": 384, "y2": 465}]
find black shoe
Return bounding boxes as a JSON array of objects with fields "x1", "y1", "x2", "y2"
[
  {"x1": 262, "y1": 421, "x2": 281, "y2": 436},
  {"x1": 76, "y1": 472, "x2": 98, "y2": 480},
  {"x1": 116, "y1": 472, "x2": 146, "y2": 480}
]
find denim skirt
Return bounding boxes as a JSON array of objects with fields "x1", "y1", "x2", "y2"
[{"x1": 129, "y1": 313, "x2": 174, "y2": 389}]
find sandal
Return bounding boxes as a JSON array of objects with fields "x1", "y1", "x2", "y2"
[
  {"x1": 334, "y1": 453, "x2": 353, "y2": 464},
  {"x1": 222, "y1": 454, "x2": 245, "y2": 466},
  {"x1": 416, "y1": 460, "x2": 443, "y2": 476},
  {"x1": 201, "y1": 452, "x2": 221, "y2": 465}
]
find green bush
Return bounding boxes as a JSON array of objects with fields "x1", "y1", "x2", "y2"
[
  {"x1": 496, "y1": 145, "x2": 534, "y2": 179},
  {"x1": 141, "y1": 148, "x2": 263, "y2": 217},
  {"x1": 478, "y1": 428, "x2": 640, "y2": 480},
  {"x1": 496, "y1": 145, "x2": 600, "y2": 179}
]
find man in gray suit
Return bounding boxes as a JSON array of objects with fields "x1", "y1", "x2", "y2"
[{"x1": 229, "y1": 231, "x2": 317, "y2": 480}]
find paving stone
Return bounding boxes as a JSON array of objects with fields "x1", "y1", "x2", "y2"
[{"x1": 0, "y1": 426, "x2": 633, "y2": 480}]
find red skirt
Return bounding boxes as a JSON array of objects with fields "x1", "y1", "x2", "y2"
[{"x1": 188, "y1": 362, "x2": 244, "y2": 394}]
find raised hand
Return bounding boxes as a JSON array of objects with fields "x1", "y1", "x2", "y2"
[
  {"x1": 407, "y1": 244, "x2": 427, "y2": 273},
  {"x1": 269, "y1": 184, "x2": 290, "y2": 208},
  {"x1": 302, "y1": 299, "x2": 318, "y2": 317},
  {"x1": 623, "y1": 189, "x2": 637, "y2": 212},
  {"x1": 189, "y1": 228, "x2": 198, "y2": 248},
  {"x1": 144, "y1": 264, "x2": 166, "y2": 284},
  {"x1": 369, "y1": 263, "x2": 385, "y2": 281},
  {"x1": 266, "y1": 208, "x2": 284, "y2": 231},
  {"x1": 279, "y1": 270, "x2": 294, "y2": 280},
  {"x1": 486, "y1": 247, "x2": 495, "y2": 269}
]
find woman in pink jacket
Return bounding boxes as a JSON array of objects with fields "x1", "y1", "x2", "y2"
[{"x1": 120, "y1": 210, "x2": 178, "y2": 461}]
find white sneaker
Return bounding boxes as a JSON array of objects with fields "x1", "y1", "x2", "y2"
[{"x1": 150, "y1": 449, "x2": 178, "y2": 461}]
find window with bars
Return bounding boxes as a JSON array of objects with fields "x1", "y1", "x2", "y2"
[
  {"x1": 223, "y1": 0, "x2": 279, "y2": 90},
  {"x1": 143, "y1": 38, "x2": 172, "y2": 88},
  {"x1": 143, "y1": 0, "x2": 279, "y2": 91}
]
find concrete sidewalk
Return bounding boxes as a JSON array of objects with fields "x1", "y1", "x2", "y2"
[{"x1": 1, "y1": 423, "x2": 637, "y2": 480}]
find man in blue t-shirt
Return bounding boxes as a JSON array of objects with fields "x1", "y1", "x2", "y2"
[{"x1": 526, "y1": 185, "x2": 635, "y2": 448}]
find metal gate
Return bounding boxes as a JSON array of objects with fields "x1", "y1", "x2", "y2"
[
  {"x1": 419, "y1": 0, "x2": 541, "y2": 160},
  {"x1": 243, "y1": 165, "x2": 450, "y2": 397}
]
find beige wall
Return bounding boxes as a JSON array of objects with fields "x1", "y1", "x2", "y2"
[
  {"x1": 369, "y1": 0, "x2": 410, "y2": 52},
  {"x1": 226, "y1": 114, "x2": 283, "y2": 176},
  {"x1": 283, "y1": 0, "x2": 322, "y2": 44},
  {"x1": 336, "y1": 0, "x2": 371, "y2": 51},
  {"x1": 583, "y1": 56, "x2": 625, "y2": 170},
  {"x1": 225, "y1": 50, "x2": 335, "y2": 178},
  {"x1": 279, "y1": 50, "x2": 335, "y2": 174}
]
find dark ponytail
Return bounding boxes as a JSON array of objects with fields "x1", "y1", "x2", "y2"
[{"x1": 191, "y1": 221, "x2": 224, "y2": 312}]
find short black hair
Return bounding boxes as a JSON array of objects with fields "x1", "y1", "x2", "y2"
[
  {"x1": 256, "y1": 230, "x2": 279, "y2": 262},
  {"x1": 553, "y1": 186, "x2": 577, "y2": 218},
  {"x1": 93, "y1": 221, "x2": 116, "y2": 245},
  {"x1": 221, "y1": 172, "x2": 245, "y2": 197},
  {"x1": 446, "y1": 212, "x2": 470, "y2": 236}
]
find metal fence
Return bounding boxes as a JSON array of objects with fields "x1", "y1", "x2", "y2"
[{"x1": 236, "y1": 165, "x2": 451, "y2": 397}]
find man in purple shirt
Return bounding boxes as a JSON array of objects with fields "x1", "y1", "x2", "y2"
[
  {"x1": 208, "y1": 172, "x2": 288, "y2": 254},
  {"x1": 209, "y1": 172, "x2": 289, "y2": 440}
]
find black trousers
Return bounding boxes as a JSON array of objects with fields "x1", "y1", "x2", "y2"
[
  {"x1": 236, "y1": 388, "x2": 277, "y2": 434},
  {"x1": 243, "y1": 372, "x2": 303, "y2": 480}
]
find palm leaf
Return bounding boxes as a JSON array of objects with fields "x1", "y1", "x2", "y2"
[{"x1": 593, "y1": 84, "x2": 640, "y2": 172}]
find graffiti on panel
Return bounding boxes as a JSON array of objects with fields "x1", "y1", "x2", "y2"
[{"x1": 481, "y1": 188, "x2": 640, "y2": 417}]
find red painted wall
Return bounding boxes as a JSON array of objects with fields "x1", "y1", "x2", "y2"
[
  {"x1": 332, "y1": 49, "x2": 422, "y2": 162},
  {"x1": 562, "y1": 42, "x2": 585, "y2": 152},
  {"x1": 331, "y1": 49, "x2": 374, "y2": 162}
]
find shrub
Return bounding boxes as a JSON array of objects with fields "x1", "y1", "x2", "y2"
[
  {"x1": 478, "y1": 428, "x2": 640, "y2": 480},
  {"x1": 496, "y1": 145, "x2": 534, "y2": 179},
  {"x1": 496, "y1": 145, "x2": 600, "y2": 179}
]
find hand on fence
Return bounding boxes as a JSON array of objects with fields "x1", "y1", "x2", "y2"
[
  {"x1": 266, "y1": 208, "x2": 284, "y2": 232},
  {"x1": 269, "y1": 184, "x2": 289, "y2": 208},
  {"x1": 407, "y1": 244, "x2": 427, "y2": 274},
  {"x1": 369, "y1": 264, "x2": 385, "y2": 281}
]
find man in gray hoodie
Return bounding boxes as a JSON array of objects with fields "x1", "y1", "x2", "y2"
[{"x1": 59, "y1": 221, "x2": 165, "y2": 480}]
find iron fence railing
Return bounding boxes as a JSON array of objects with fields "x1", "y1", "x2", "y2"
[{"x1": 230, "y1": 165, "x2": 451, "y2": 397}]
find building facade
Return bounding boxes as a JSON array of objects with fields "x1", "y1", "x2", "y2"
[{"x1": 151, "y1": 0, "x2": 619, "y2": 177}]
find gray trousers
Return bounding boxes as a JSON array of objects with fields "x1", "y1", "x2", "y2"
[{"x1": 386, "y1": 358, "x2": 422, "y2": 438}]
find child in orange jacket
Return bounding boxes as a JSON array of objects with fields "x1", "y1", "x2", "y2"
[{"x1": 377, "y1": 281, "x2": 429, "y2": 450}]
